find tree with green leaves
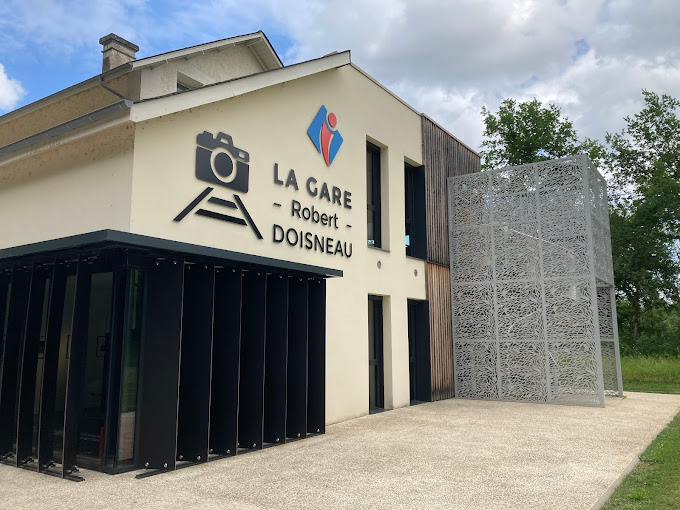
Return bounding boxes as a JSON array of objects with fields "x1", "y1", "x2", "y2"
[
  {"x1": 605, "y1": 91, "x2": 680, "y2": 341},
  {"x1": 606, "y1": 90, "x2": 680, "y2": 193},
  {"x1": 480, "y1": 98, "x2": 604, "y2": 170}
]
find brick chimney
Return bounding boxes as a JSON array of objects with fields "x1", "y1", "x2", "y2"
[{"x1": 99, "y1": 33, "x2": 139, "y2": 73}]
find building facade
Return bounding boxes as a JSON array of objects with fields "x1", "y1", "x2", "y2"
[{"x1": 0, "y1": 32, "x2": 479, "y2": 479}]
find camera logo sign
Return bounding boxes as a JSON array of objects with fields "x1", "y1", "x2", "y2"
[
  {"x1": 307, "y1": 105, "x2": 343, "y2": 166},
  {"x1": 174, "y1": 131, "x2": 263, "y2": 239}
]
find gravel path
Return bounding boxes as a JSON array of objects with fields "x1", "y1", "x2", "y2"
[{"x1": 1, "y1": 392, "x2": 679, "y2": 510}]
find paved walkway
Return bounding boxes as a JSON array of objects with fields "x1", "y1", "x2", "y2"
[{"x1": 1, "y1": 392, "x2": 679, "y2": 510}]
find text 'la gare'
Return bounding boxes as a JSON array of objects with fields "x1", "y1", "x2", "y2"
[{"x1": 274, "y1": 164, "x2": 352, "y2": 209}]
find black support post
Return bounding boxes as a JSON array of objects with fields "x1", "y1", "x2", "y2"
[
  {"x1": 16, "y1": 264, "x2": 52, "y2": 466},
  {"x1": 237, "y1": 270, "x2": 266, "y2": 450},
  {"x1": 286, "y1": 277, "x2": 308, "y2": 440},
  {"x1": 37, "y1": 262, "x2": 68, "y2": 472},
  {"x1": 0, "y1": 271, "x2": 11, "y2": 371},
  {"x1": 135, "y1": 258, "x2": 184, "y2": 471},
  {"x1": 263, "y1": 274, "x2": 288, "y2": 445},
  {"x1": 307, "y1": 278, "x2": 326, "y2": 435},
  {"x1": 176, "y1": 263, "x2": 214, "y2": 463},
  {"x1": 208, "y1": 267, "x2": 241, "y2": 457},
  {"x1": 0, "y1": 267, "x2": 32, "y2": 459},
  {"x1": 61, "y1": 260, "x2": 92, "y2": 478}
]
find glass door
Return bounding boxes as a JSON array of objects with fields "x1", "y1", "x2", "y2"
[{"x1": 76, "y1": 271, "x2": 115, "y2": 467}]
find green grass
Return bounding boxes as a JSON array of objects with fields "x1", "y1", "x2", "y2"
[
  {"x1": 601, "y1": 412, "x2": 680, "y2": 509},
  {"x1": 621, "y1": 356, "x2": 680, "y2": 395},
  {"x1": 601, "y1": 356, "x2": 680, "y2": 509}
]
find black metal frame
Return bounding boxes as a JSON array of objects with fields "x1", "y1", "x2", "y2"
[
  {"x1": 177, "y1": 262, "x2": 214, "y2": 463},
  {"x1": 286, "y1": 277, "x2": 308, "y2": 440},
  {"x1": 15, "y1": 264, "x2": 51, "y2": 467},
  {"x1": 0, "y1": 267, "x2": 31, "y2": 460},
  {"x1": 307, "y1": 279, "x2": 326, "y2": 434},
  {"x1": 263, "y1": 274, "x2": 288, "y2": 445},
  {"x1": 0, "y1": 234, "x2": 333, "y2": 480},
  {"x1": 208, "y1": 267, "x2": 241, "y2": 457},
  {"x1": 0, "y1": 230, "x2": 342, "y2": 278}
]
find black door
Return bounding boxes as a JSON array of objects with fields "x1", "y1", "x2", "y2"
[
  {"x1": 368, "y1": 296, "x2": 384, "y2": 411},
  {"x1": 407, "y1": 299, "x2": 432, "y2": 404}
]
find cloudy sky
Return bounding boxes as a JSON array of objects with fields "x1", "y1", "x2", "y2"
[{"x1": 0, "y1": 0, "x2": 678, "y2": 151}]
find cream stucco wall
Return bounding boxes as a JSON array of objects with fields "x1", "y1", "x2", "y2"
[
  {"x1": 129, "y1": 65, "x2": 426, "y2": 424},
  {"x1": 139, "y1": 45, "x2": 265, "y2": 99},
  {"x1": 0, "y1": 123, "x2": 134, "y2": 249}
]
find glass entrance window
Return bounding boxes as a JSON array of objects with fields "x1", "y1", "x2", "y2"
[
  {"x1": 74, "y1": 267, "x2": 145, "y2": 471},
  {"x1": 116, "y1": 269, "x2": 145, "y2": 466},
  {"x1": 52, "y1": 273, "x2": 76, "y2": 465},
  {"x1": 1, "y1": 254, "x2": 146, "y2": 475},
  {"x1": 77, "y1": 272, "x2": 114, "y2": 466}
]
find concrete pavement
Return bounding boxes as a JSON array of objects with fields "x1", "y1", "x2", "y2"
[{"x1": 1, "y1": 391, "x2": 679, "y2": 510}]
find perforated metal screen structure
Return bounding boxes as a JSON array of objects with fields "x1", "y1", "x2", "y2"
[{"x1": 447, "y1": 156, "x2": 622, "y2": 407}]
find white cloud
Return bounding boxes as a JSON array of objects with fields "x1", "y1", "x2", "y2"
[
  {"x1": 0, "y1": 1, "x2": 140, "y2": 51},
  {"x1": 3, "y1": 0, "x2": 680, "y2": 151},
  {"x1": 275, "y1": 0, "x2": 680, "y2": 150},
  {"x1": 0, "y1": 63, "x2": 25, "y2": 111}
]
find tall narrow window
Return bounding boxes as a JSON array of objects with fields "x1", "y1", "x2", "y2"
[
  {"x1": 404, "y1": 163, "x2": 427, "y2": 259},
  {"x1": 405, "y1": 165, "x2": 415, "y2": 256},
  {"x1": 368, "y1": 295, "x2": 384, "y2": 411},
  {"x1": 366, "y1": 143, "x2": 382, "y2": 248}
]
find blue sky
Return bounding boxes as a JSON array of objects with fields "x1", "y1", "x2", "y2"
[
  {"x1": 0, "y1": 1, "x2": 297, "y2": 106},
  {"x1": 1, "y1": 0, "x2": 679, "y2": 150}
]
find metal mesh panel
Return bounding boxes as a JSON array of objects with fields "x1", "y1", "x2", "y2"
[{"x1": 448, "y1": 156, "x2": 622, "y2": 406}]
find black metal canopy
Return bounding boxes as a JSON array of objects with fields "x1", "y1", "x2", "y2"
[{"x1": 0, "y1": 230, "x2": 343, "y2": 277}]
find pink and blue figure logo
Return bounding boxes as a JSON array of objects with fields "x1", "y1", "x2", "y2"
[{"x1": 307, "y1": 105, "x2": 343, "y2": 166}]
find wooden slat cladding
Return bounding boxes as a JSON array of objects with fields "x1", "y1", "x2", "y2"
[
  {"x1": 426, "y1": 263, "x2": 454, "y2": 401},
  {"x1": 422, "y1": 116, "x2": 481, "y2": 267},
  {"x1": 421, "y1": 116, "x2": 480, "y2": 400}
]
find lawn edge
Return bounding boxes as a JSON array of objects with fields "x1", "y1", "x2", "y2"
[{"x1": 591, "y1": 397, "x2": 680, "y2": 510}]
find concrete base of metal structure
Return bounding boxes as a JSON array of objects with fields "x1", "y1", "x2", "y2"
[{"x1": 1, "y1": 392, "x2": 678, "y2": 510}]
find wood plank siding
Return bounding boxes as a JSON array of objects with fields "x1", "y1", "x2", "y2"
[
  {"x1": 422, "y1": 116, "x2": 481, "y2": 266},
  {"x1": 421, "y1": 115, "x2": 481, "y2": 401},
  {"x1": 426, "y1": 263, "x2": 454, "y2": 400}
]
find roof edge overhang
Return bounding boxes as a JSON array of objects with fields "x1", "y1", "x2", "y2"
[
  {"x1": 0, "y1": 31, "x2": 282, "y2": 126},
  {"x1": 0, "y1": 230, "x2": 343, "y2": 278},
  {"x1": 130, "y1": 31, "x2": 283, "y2": 71},
  {"x1": 0, "y1": 100, "x2": 133, "y2": 162},
  {"x1": 130, "y1": 51, "x2": 351, "y2": 123},
  {"x1": 0, "y1": 66, "x2": 131, "y2": 126}
]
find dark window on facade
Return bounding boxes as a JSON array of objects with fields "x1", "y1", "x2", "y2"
[
  {"x1": 404, "y1": 163, "x2": 427, "y2": 259},
  {"x1": 368, "y1": 295, "x2": 384, "y2": 411},
  {"x1": 366, "y1": 142, "x2": 382, "y2": 248}
]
